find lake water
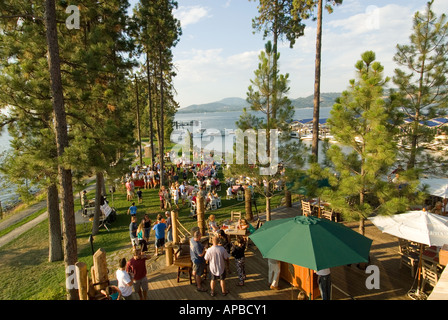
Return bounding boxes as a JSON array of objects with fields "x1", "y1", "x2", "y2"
[
  {"x1": 0, "y1": 128, "x2": 20, "y2": 209},
  {"x1": 0, "y1": 107, "x2": 333, "y2": 208},
  {"x1": 175, "y1": 107, "x2": 333, "y2": 130},
  {"x1": 173, "y1": 107, "x2": 335, "y2": 160}
]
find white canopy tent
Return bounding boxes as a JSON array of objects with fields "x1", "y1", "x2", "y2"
[
  {"x1": 369, "y1": 210, "x2": 448, "y2": 299},
  {"x1": 369, "y1": 210, "x2": 448, "y2": 247},
  {"x1": 420, "y1": 178, "x2": 448, "y2": 198}
]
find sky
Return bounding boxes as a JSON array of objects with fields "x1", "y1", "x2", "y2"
[{"x1": 128, "y1": 0, "x2": 448, "y2": 109}]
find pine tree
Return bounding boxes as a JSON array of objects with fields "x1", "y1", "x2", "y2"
[
  {"x1": 325, "y1": 51, "x2": 420, "y2": 235},
  {"x1": 251, "y1": 0, "x2": 306, "y2": 121},
  {"x1": 133, "y1": 0, "x2": 181, "y2": 186},
  {"x1": 44, "y1": 0, "x2": 77, "y2": 300},
  {"x1": 292, "y1": 0, "x2": 343, "y2": 161},
  {"x1": 57, "y1": 0, "x2": 136, "y2": 235},
  {"x1": 0, "y1": 0, "x2": 66, "y2": 262},
  {"x1": 228, "y1": 41, "x2": 298, "y2": 221},
  {"x1": 392, "y1": 0, "x2": 448, "y2": 172}
]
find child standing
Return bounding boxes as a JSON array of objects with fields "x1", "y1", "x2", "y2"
[
  {"x1": 136, "y1": 188, "x2": 143, "y2": 204},
  {"x1": 231, "y1": 236, "x2": 246, "y2": 286}
]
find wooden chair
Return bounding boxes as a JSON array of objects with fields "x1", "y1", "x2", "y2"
[
  {"x1": 173, "y1": 243, "x2": 192, "y2": 284},
  {"x1": 321, "y1": 209, "x2": 333, "y2": 221},
  {"x1": 210, "y1": 199, "x2": 218, "y2": 210},
  {"x1": 397, "y1": 238, "x2": 419, "y2": 277},
  {"x1": 421, "y1": 260, "x2": 440, "y2": 290},
  {"x1": 301, "y1": 200, "x2": 312, "y2": 216},
  {"x1": 231, "y1": 211, "x2": 242, "y2": 221}
]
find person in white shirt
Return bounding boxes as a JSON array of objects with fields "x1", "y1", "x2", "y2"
[
  {"x1": 115, "y1": 258, "x2": 135, "y2": 300},
  {"x1": 204, "y1": 235, "x2": 230, "y2": 297}
]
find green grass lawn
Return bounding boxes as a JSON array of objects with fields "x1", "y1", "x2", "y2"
[{"x1": 0, "y1": 163, "x2": 287, "y2": 300}]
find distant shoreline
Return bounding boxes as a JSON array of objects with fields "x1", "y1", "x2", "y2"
[
  {"x1": 177, "y1": 93, "x2": 341, "y2": 114},
  {"x1": 177, "y1": 106, "x2": 315, "y2": 114}
]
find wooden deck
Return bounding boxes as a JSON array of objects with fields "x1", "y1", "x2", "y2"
[{"x1": 142, "y1": 204, "x2": 422, "y2": 300}]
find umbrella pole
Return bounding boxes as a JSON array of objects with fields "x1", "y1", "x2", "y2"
[
  {"x1": 308, "y1": 268, "x2": 312, "y2": 300},
  {"x1": 318, "y1": 197, "x2": 321, "y2": 218},
  {"x1": 416, "y1": 243, "x2": 424, "y2": 295}
]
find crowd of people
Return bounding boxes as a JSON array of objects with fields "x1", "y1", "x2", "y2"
[
  {"x1": 113, "y1": 219, "x2": 313, "y2": 301},
  {"x1": 114, "y1": 229, "x2": 249, "y2": 300},
  {"x1": 123, "y1": 160, "x2": 225, "y2": 214},
  {"x1": 104, "y1": 158, "x2": 303, "y2": 301}
]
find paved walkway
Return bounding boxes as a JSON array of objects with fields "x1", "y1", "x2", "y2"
[
  {"x1": 0, "y1": 202, "x2": 49, "y2": 248},
  {"x1": 0, "y1": 178, "x2": 96, "y2": 248}
]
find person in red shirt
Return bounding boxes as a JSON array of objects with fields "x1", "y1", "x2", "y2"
[{"x1": 126, "y1": 247, "x2": 150, "y2": 300}]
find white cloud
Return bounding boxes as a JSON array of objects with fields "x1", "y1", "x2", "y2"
[
  {"x1": 223, "y1": 0, "x2": 232, "y2": 9},
  {"x1": 226, "y1": 50, "x2": 260, "y2": 67},
  {"x1": 174, "y1": 5, "x2": 211, "y2": 28},
  {"x1": 173, "y1": 48, "x2": 263, "y2": 106},
  {"x1": 276, "y1": 3, "x2": 417, "y2": 99},
  {"x1": 172, "y1": 1, "x2": 448, "y2": 108}
]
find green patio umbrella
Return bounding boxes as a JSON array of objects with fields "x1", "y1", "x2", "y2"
[{"x1": 249, "y1": 215, "x2": 372, "y2": 271}]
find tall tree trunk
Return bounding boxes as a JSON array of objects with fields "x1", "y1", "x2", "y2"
[
  {"x1": 92, "y1": 171, "x2": 104, "y2": 236},
  {"x1": 311, "y1": 0, "x2": 323, "y2": 161},
  {"x1": 47, "y1": 183, "x2": 63, "y2": 262},
  {"x1": 266, "y1": 197, "x2": 271, "y2": 221},
  {"x1": 135, "y1": 75, "x2": 142, "y2": 166},
  {"x1": 272, "y1": 0, "x2": 279, "y2": 120},
  {"x1": 159, "y1": 49, "x2": 165, "y2": 187},
  {"x1": 146, "y1": 52, "x2": 155, "y2": 166},
  {"x1": 45, "y1": 0, "x2": 78, "y2": 300}
]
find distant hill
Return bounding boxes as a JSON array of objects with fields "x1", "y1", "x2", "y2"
[
  {"x1": 177, "y1": 92, "x2": 341, "y2": 113},
  {"x1": 177, "y1": 97, "x2": 249, "y2": 114},
  {"x1": 291, "y1": 92, "x2": 341, "y2": 109}
]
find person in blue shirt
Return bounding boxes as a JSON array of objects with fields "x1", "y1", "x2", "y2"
[
  {"x1": 152, "y1": 214, "x2": 166, "y2": 256},
  {"x1": 127, "y1": 202, "x2": 137, "y2": 216},
  {"x1": 129, "y1": 215, "x2": 138, "y2": 247}
]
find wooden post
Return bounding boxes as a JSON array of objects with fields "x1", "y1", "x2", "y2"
[
  {"x1": 75, "y1": 262, "x2": 88, "y2": 300},
  {"x1": 165, "y1": 243, "x2": 174, "y2": 266},
  {"x1": 197, "y1": 193, "x2": 206, "y2": 236},
  {"x1": 92, "y1": 248, "x2": 108, "y2": 291},
  {"x1": 89, "y1": 266, "x2": 97, "y2": 299},
  {"x1": 171, "y1": 210, "x2": 179, "y2": 245},
  {"x1": 245, "y1": 187, "x2": 253, "y2": 221},
  {"x1": 0, "y1": 201, "x2": 3, "y2": 219},
  {"x1": 285, "y1": 190, "x2": 292, "y2": 207}
]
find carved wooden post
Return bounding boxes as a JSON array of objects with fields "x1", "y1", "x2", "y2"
[
  {"x1": 75, "y1": 262, "x2": 88, "y2": 300},
  {"x1": 197, "y1": 193, "x2": 206, "y2": 236},
  {"x1": 171, "y1": 210, "x2": 179, "y2": 245},
  {"x1": 245, "y1": 187, "x2": 253, "y2": 221},
  {"x1": 165, "y1": 243, "x2": 174, "y2": 266},
  {"x1": 92, "y1": 248, "x2": 108, "y2": 291}
]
